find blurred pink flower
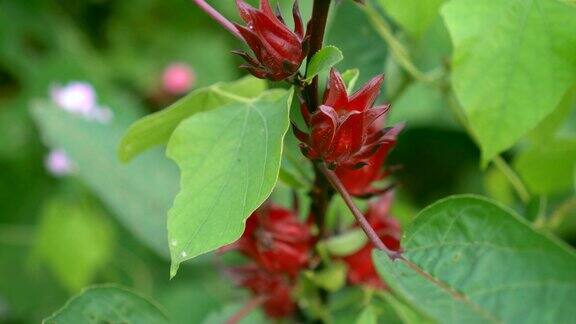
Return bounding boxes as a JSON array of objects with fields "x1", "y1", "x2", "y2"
[
  {"x1": 162, "y1": 63, "x2": 195, "y2": 95},
  {"x1": 50, "y1": 82, "x2": 96, "y2": 116},
  {"x1": 45, "y1": 149, "x2": 75, "y2": 176},
  {"x1": 49, "y1": 81, "x2": 114, "y2": 124}
]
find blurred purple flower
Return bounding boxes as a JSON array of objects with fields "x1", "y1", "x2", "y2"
[
  {"x1": 45, "y1": 149, "x2": 75, "y2": 176},
  {"x1": 162, "y1": 63, "x2": 195, "y2": 95}
]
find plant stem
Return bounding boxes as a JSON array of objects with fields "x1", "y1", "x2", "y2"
[
  {"x1": 492, "y1": 156, "x2": 531, "y2": 203},
  {"x1": 226, "y1": 296, "x2": 266, "y2": 324},
  {"x1": 192, "y1": 0, "x2": 243, "y2": 40},
  {"x1": 319, "y1": 164, "x2": 402, "y2": 260},
  {"x1": 305, "y1": 0, "x2": 332, "y2": 109},
  {"x1": 301, "y1": 0, "x2": 333, "y2": 236},
  {"x1": 362, "y1": 3, "x2": 437, "y2": 83},
  {"x1": 446, "y1": 95, "x2": 531, "y2": 204},
  {"x1": 546, "y1": 197, "x2": 576, "y2": 230}
]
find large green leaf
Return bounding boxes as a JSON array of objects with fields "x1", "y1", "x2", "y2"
[
  {"x1": 374, "y1": 195, "x2": 576, "y2": 323},
  {"x1": 441, "y1": 0, "x2": 576, "y2": 164},
  {"x1": 31, "y1": 104, "x2": 178, "y2": 258},
  {"x1": 43, "y1": 285, "x2": 168, "y2": 324},
  {"x1": 34, "y1": 196, "x2": 114, "y2": 293},
  {"x1": 378, "y1": 0, "x2": 445, "y2": 39},
  {"x1": 167, "y1": 90, "x2": 292, "y2": 277},
  {"x1": 514, "y1": 139, "x2": 576, "y2": 195},
  {"x1": 119, "y1": 76, "x2": 267, "y2": 162}
]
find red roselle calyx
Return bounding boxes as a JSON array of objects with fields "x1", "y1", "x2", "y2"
[
  {"x1": 342, "y1": 192, "x2": 402, "y2": 289},
  {"x1": 334, "y1": 128, "x2": 401, "y2": 197},
  {"x1": 229, "y1": 265, "x2": 296, "y2": 318},
  {"x1": 234, "y1": 205, "x2": 313, "y2": 277},
  {"x1": 233, "y1": 0, "x2": 309, "y2": 81},
  {"x1": 294, "y1": 68, "x2": 403, "y2": 169}
]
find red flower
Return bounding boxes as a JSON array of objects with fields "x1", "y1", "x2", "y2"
[
  {"x1": 229, "y1": 265, "x2": 296, "y2": 318},
  {"x1": 294, "y1": 69, "x2": 402, "y2": 168},
  {"x1": 334, "y1": 126, "x2": 401, "y2": 197},
  {"x1": 236, "y1": 205, "x2": 312, "y2": 276},
  {"x1": 342, "y1": 192, "x2": 401, "y2": 289},
  {"x1": 234, "y1": 0, "x2": 309, "y2": 81}
]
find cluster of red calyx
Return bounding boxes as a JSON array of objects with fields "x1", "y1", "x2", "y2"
[
  {"x1": 294, "y1": 68, "x2": 403, "y2": 196},
  {"x1": 228, "y1": 205, "x2": 313, "y2": 318},
  {"x1": 233, "y1": 0, "x2": 309, "y2": 81},
  {"x1": 342, "y1": 192, "x2": 402, "y2": 288}
]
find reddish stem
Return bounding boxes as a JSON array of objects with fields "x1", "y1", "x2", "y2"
[
  {"x1": 226, "y1": 296, "x2": 266, "y2": 324},
  {"x1": 319, "y1": 163, "x2": 402, "y2": 260},
  {"x1": 304, "y1": 0, "x2": 332, "y2": 109},
  {"x1": 192, "y1": 0, "x2": 243, "y2": 40}
]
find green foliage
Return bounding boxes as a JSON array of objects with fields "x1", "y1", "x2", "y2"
[
  {"x1": 327, "y1": 1, "x2": 388, "y2": 85},
  {"x1": 341, "y1": 69, "x2": 360, "y2": 93},
  {"x1": 304, "y1": 45, "x2": 344, "y2": 82},
  {"x1": 305, "y1": 262, "x2": 347, "y2": 293},
  {"x1": 322, "y1": 229, "x2": 368, "y2": 257},
  {"x1": 156, "y1": 266, "x2": 239, "y2": 324},
  {"x1": 34, "y1": 196, "x2": 114, "y2": 293},
  {"x1": 380, "y1": 293, "x2": 432, "y2": 324},
  {"x1": 31, "y1": 104, "x2": 178, "y2": 258},
  {"x1": 43, "y1": 285, "x2": 168, "y2": 324},
  {"x1": 167, "y1": 90, "x2": 292, "y2": 276},
  {"x1": 514, "y1": 139, "x2": 576, "y2": 195},
  {"x1": 119, "y1": 76, "x2": 267, "y2": 162},
  {"x1": 201, "y1": 303, "x2": 266, "y2": 324},
  {"x1": 374, "y1": 195, "x2": 576, "y2": 323},
  {"x1": 378, "y1": 0, "x2": 445, "y2": 39},
  {"x1": 355, "y1": 305, "x2": 377, "y2": 324},
  {"x1": 441, "y1": 0, "x2": 576, "y2": 164},
  {"x1": 387, "y1": 82, "x2": 456, "y2": 129}
]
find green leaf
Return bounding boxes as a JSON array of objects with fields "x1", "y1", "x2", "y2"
[
  {"x1": 341, "y1": 68, "x2": 360, "y2": 93},
  {"x1": 31, "y1": 104, "x2": 178, "y2": 258},
  {"x1": 322, "y1": 228, "x2": 368, "y2": 257},
  {"x1": 167, "y1": 90, "x2": 292, "y2": 277},
  {"x1": 529, "y1": 85, "x2": 576, "y2": 144},
  {"x1": 119, "y1": 76, "x2": 267, "y2": 162},
  {"x1": 441, "y1": 0, "x2": 576, "y2": 165},
  {"x1": 374, "y1": 195, "x2": 576, "y2": 324},
  {"x1": 278, "y1": 130, "x2": 313, "y2": 189},
  {"x1": 379, "y1": 293, "x2": 432, "y2": 324},
  {"x1": 305, "y1": 262, "x2": 347, "y2": 292},
  {"x1": 378, "y1": 0, "x2": 445, "y2": 39},
  {"x1": 355, "y1": 305, "x2": 377, "y2": 324},
  {"x1": 34, "y1": 196, "x2": 114, "y2": 293},
  {"x1": 43, "y1": 285, "x2": 168, "y2": 324},
  {"x1": 305, "y1": 45, "x2": 343, "y2": 82},
  {"x1": 514, "y1": 139, "x2": 576, "y2": 195}
]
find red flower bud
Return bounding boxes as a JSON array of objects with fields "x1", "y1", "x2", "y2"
[
  {"x1": 342, "y1": 192, "x2": 401, "y2": 289},
  {"x1": 236, "y1": 205, "x2": 312, "y2": 276},
  {"x1": 229, "y1": 265, "x2": 296, "y2": 318},
  {"x1": 334, "y1": 126, "x2": 401, "y2": 197},
  {"x1": 294, "y1": 69, "x2": 403, "y2": 169},
  {"x1": 233, "y1": 0, "x2": 309, "y2": 81}
]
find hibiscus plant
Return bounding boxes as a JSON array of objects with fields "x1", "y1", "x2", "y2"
[{"x1": 15, "y1": 0, "x2": 576, "y2": 323}]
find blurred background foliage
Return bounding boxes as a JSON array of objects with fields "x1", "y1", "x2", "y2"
[{"x1": 0, "y1": 0, "x2": 575, "y2": 323}]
